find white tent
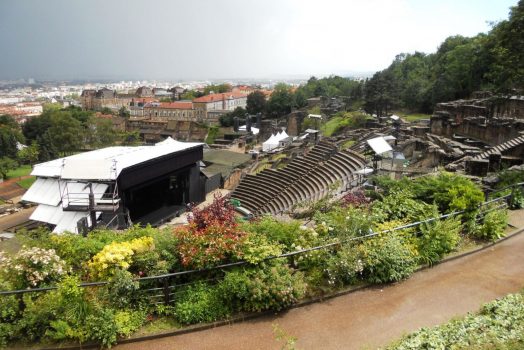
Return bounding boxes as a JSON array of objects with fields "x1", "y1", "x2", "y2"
[
  {"x1": 263, "y1": 130, "x2": 290, "y2": 152},
  {"x1": 263, "y1": 134, "x2": 278, "y2": 152}
]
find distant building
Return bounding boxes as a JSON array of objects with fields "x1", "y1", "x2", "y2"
[
  {"x1": 0, "y1": 102, "x2": 43, "y2": 122},
  {"x1": 193, "y1": 92, "x2": 247, "y2": 123},
  {"x1": 136, "y1": 86, "x2": 154, "y2": 97},
  {"x1": 129, "y1": 97, "x2": 159, "y2": 117},
  {"x1": 143, "y1": 101, "x2": 197, "y2": 121},
  {"x1": 80, "y1": 88, "x2": 134, "y2": 112},
  {"x1": 169, "y1": 86, "x2": 185, "y2": 100}
]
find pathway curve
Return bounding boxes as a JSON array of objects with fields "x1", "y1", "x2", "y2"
[{"x1": 117, "y1": 215, "x2": 524, "y2": 350}]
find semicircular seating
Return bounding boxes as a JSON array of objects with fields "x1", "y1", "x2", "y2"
[{"x1": 231, "y1": 140, "x2": 367, "y2": 215}]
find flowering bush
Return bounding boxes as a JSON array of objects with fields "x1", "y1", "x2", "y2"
[
  {"x1": 220, "y1": 261, "x2": 307, "y2": 312},
  {"x1": 175, "y1": 194, "x2": 246, "y2": 269},
  {"x1": 88, "y1": 236, "x2": 154, "y2": 279},
  {"x1": 188, "y1": 193, "x2": 236, "y2": 230},
  {"x1": 324, "y1": 244, "x2": 364, "y2": 286},
  {"x1": 341, "y1": 189, "x2": 371, "y2": 208},
  {"x1": 0, "y1": 247, "x2": 68, "y2": 289},
  {"x1": 175, "y1": 222, "x2": 246, "y2": 269}
]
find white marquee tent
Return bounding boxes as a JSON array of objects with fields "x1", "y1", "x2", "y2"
[{"x1": 262, "y1": 131, "x2": 289, "y2": 152}]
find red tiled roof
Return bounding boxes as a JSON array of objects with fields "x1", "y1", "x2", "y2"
[
  {"x1": 159, "y1": 102, "x2": 193, "y2": 109},
  {"x1": 132, "y1": 97, "x2": 158, "y2": 104},
  {"x1": 144, "y1": 102, "x2": 193, "y2": 109},
  {"x1": 193, "y1": 92, "x2": 247, "y2": 103}
]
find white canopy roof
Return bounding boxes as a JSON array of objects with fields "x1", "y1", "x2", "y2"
[
  {"x1": 367, "y1": 136, "x2": 393, "y2": 155},
  {"x1": 25, "y1": 178, "x2": 109, "y2": 234},
  {"x1": 31, "y1": 141, "x2": 202, "y2": 180},
  {"x1": 239, "y1": 125, "x2": 259, "y2": 135}
]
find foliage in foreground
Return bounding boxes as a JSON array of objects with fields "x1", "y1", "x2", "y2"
[
  {"x1": 0, "y1": 174, "x2": 510, "y2": 348},
  {"x1": 385, "y1": 292, "x2": 524, "y2": 350}
]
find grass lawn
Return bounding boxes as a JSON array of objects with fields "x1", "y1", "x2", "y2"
[
  {"x1": 321, "y1": 116, "x2": 345, "y2": 136},
  {"x1": 341, "y1": 140, "x2": 355, "y2": 149},
  {"x1": 398, "y1": 113, "x2": 432, "y2": 122},
  {"x1": 6, "y1": 164, "x2": 32, "y2": 179},
  {"x1": 17, "y1": 176, "x2": 36, "y2": 189}
]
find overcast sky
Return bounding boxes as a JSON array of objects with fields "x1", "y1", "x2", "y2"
[{"x1": 0, "y1": 0, "x2": 518, "y2": 81}]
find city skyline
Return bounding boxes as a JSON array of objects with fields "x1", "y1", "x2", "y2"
[{"x1": 0, "y1": 0, "x2": 519, "y2": 81}]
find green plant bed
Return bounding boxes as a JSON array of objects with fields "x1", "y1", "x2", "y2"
[{"x1": 384, "y1": 291, "x2": 524, "y2": 349}]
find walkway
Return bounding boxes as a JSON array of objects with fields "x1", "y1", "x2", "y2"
[
  {"x1": 116, "y1": 212, "x2": 524, "y2": 350},
  {"x1": 0, "y1": 207, "x2": 35, "y2": 232}
]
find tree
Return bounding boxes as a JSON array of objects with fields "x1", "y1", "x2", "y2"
[
  {"x1": 17, "y1": 141, "x2": 39, "y2": 165},
  {"x1": 118, "y1": 106, "x2": 130, "y2": 119},
  {"x1": 86, "y1": 117, "x2": 117, "y2": 148},
  {"x1": 266, "y1": 84, "x2": 296, "y2": 118},
  {"x1": 100, "y1": 107, "x2": 114, "y2": 115},
  {"x1": 485, "y1": 1, "x2": 524, "y2": 92},
  {"x1": 48, "y1": 114, "x2": 84, "y2": 155},
  {"x1": 0, "y1": 115, "x2": 24, "y2": 159},
  {"x1": 219, "y1": 107, "x2": 246, "y2": 127},
  {"x1": 0, "y1": 157, "x2": 17, "y2": 179},
  {"x1": 246, "y1": 91, "x2": 267, "y2": 115},
  {"x1": 203, "y1": 83, "x2": 231, "y2": 95},
  {"x1": 121, "y1": 130, "x2": 141, "y2": 145}
]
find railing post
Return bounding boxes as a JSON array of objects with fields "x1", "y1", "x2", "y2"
[
  {"x1": 163, "y1": 277, "x2": 170, "y2": 305},
  {"x1": 509, "y1": 185, "x2": 516, "y2": 208},
  {"x1": 17, "y1": 293, "x2": 25, "y2": 312}
]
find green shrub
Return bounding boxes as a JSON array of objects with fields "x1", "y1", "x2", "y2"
[
  {"x1": 373, "y1": 172, "x2": 485, "y2": 218},
  {"x1": 18, "y1": 292, "x2": 62, "y2": 341},
  {"x1": 0, "y1": 322, "x2": 16, "y2": 349},
  {"x1": 314, "y1": 205, "x2": 375, "y2": 239},
  {"x1": 361, "y1": 233, "x2": 417, "y2": 284},
  {"x1": 31, "y1": 276, "x2": 92, "y2": 343},
  {"x1": 106, "y1": 269, "x2": 140, "y2": 309},
  {"x1": 220, "y1": 261, "x2": 306, "y2": 312},
  {"x1": 474, "y1": 209, "x2": 508, "y2": 241},
  {"x1": 324, "y1": 244, "x2": 364, "y2": 286},
  {"x1": 85, "y1": 308, "x2": 118, "y2": 348},
  {"x1": 242, "y1": 216, "x2": 319, "y2": 250},
  {"x1": 509, "y1": 188, "x2": 524, "y2": 209},
  {"x1": 0, "y1": 281, "x2": 19, "y2": 347},
  {"x1": 372, "y1": 190, "x2": 437, "y2": 223},
  {"x1": 114, "y1": 309, "x2": 146, "y2": 338},
  {"x1": 241, "y1": 232, "x2": 283, "y2": 264},
  {"x1": 174, "y1": 282, "x2": 230, "y2": 324},
  {"x1": 417, "y1": 216, "x2": 462, "y2": 265}
]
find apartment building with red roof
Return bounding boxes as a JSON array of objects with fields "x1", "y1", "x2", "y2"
[
  {"x1": 143, "y1": 101, "x2": 198, "y2": 121},
  {"x1": 193, "y1": 92, "x2": 247, "y2": 123}
]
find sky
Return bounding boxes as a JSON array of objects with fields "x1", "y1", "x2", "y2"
[{"x1": 0, "y1": 0, "x2": 519, "y2": 81}]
